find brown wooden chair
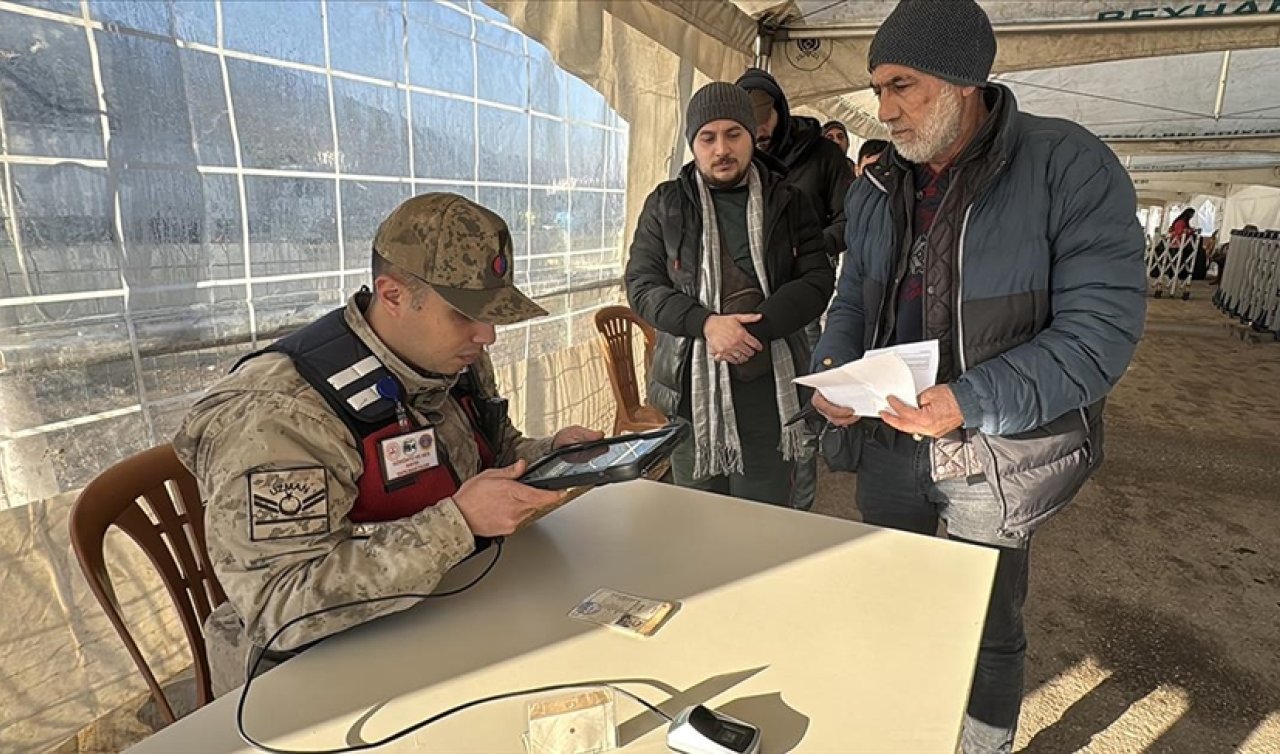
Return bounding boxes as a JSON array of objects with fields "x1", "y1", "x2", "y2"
[
  {"x1": 594, "y1": 306, "x2": 668, "y2": 434},
  {"x1": 69, "y1": 444, "x2": 226, "y2": 723}
]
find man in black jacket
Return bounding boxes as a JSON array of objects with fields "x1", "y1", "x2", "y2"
[
  {"x1": 738, "y1": 68, "x2": 853, "y2": 261},
  {"x1": 737, "y1": 68, "x2": 853, "y2": 512},
  {"x1": 624, "y1": 82, "x2": 834, "y2": 506},
  {"x1": 822, "y1": 120, "x2": 858, "y2": 177}
]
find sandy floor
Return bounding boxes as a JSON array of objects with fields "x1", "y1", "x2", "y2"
[
  {"x1": 813, "y1": 282, "x2": 1280, "y2": 753},
  {"x1": 58, "y1": 283, "x2": 1280, "y2": 753}
]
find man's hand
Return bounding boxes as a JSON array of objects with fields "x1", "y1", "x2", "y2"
[
  {"x1": 880, "y1": 385, "x2": 964, "y2": 438},
  {"x1": 552, "y1": 425, "x2": 605, "y2": 449},
  {"x1": 812, "y1": 391, "x2": 859, "y2": 427},
  {"x1": 703, "y1": 314, "x2": 763, "y2": 364},
  {"x1": 452, "y1": 460, "x2": 565, "y2": 536}
]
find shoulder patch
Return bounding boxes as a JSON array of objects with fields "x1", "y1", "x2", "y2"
[{"x1": 247, "y1": 467, "x2": 331, "y2": 541}]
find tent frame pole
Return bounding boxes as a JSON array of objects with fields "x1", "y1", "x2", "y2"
[
  {"x1": 1213, "y1": 50, "x2": 1232, "y2": 120},
  {"x1": 754, "y1": 23, "x2": 775, "y2": 71}
]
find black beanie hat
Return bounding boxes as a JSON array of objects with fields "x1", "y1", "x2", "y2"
[
  {"x1": 868, "y1": 0, "x2": 996, "y2": 88},
  {"x1": 684, "y1": 82, "x2": 757, "y2": 145}
]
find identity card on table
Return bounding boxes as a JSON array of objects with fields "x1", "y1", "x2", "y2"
[{"x1": 568, "y1": 588, "x2": 678, "y2": 637}]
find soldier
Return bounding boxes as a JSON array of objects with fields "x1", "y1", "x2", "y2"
[{"x1": 175, "y1": 193, "x2": 602, "y2": 695}]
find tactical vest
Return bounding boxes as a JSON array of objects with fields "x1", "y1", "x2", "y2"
[{"x1": 234, "y1": 306, "x2": 496, "y2": 523}]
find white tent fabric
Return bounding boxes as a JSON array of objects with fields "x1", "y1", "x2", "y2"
[
  {"x1": 489, "y1": 0, "x2": 1280, "y2": 233},
  {"x1": 1222, "y1": 184, "x2": 1280, "y2": 233}
]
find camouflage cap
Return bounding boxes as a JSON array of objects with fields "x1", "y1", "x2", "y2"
[{"x1": 372, "y1": 193, "x2": 547, "y2": 325}]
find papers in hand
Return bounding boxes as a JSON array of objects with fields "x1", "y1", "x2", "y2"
[{"x1": 793, "y1": 340, "x2": 939, "y2": 417}]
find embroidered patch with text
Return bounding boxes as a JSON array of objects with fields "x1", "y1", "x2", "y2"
[{"x1": 247, "y1": 467, "x2": 330, "y2": 541}]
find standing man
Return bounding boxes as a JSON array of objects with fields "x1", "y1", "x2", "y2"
[
  {"x1": 176, "y1": 193, "x2": 603, "y2": 695},
  {"x1": 738, "y1": 68, "x2": 853, "y2": 262},
  {"x1": 822, "y1": 119, "x2": 858, "y2": 177},
  {"x1": 821, "y1": 119, "x2": 852, "y2": 154},
  {"x1": 738, "y1": 68, "x2": 853, "y2": 512},
  {"x1": 812, "y1": 1, "x2": 1146, "y2": 751},
  {"x1": 625, "y1": 82, "x2": 833, "y2": 506}
]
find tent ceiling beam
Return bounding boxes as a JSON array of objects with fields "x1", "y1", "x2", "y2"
[
  {"x1": 774, "y1": 13, "x2": 1280, "y2": 39},
  {"x1": 770, "y1": 14, "x2": 1280, "y2": 106},
  {"x1": 1108, "y1": 136, "x2": 1280, "y2": 154},
  {"x1": 1130, "y1": 167, "x2": 1280, "y2": 188}
]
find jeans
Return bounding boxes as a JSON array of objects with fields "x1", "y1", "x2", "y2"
[
  {"x1": 670, "y1": 374, "x2": 795, "y2": 507},
  {"x1": 856, "y1": 426, "x2": 1030, "y2": 754}
]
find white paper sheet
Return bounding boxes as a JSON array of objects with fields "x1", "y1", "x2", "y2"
[
  {"x1": 863, "y1": 340, "x2": 940, "y2": 395},
  {"x1": 793, "y1": 340, "x2": 940, "y2": 417}
]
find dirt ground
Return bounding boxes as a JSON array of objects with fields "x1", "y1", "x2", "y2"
[
  {"x1": 58, "y1": 283, "x2": 1280, "y2": 753},
  {"x1": 813, "y1": 282, "x2": 1280, "y2": 753}
]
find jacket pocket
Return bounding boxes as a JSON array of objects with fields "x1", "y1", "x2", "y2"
[{"x1": 977, "y1": 416, "x2": 1097, "y2": 537}]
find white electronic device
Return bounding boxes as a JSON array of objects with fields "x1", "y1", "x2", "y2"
[{"x1": 666, "y1": 704, "x2": 761, "y2": 754}]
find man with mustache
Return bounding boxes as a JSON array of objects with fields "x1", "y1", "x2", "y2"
[
  {"x1": 812, "y1": 1, "x2": 1146, "y2": 751},
  {"x1": 175, "y1": 193, "x2": 601, "y2": 695},
  {"x1": 625, "y1": 82, "x2": 833, "y2": 506}
]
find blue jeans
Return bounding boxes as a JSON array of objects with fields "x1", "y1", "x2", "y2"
[{"x1": 856, "y1": 426, "x2": 1029, "y2": 754}]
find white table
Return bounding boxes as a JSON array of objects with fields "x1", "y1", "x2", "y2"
[{"x1": 128, "y1": 480, "x2": 997, "y2": 753}]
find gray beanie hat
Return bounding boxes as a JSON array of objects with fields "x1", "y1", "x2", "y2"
[
  {"x1": 685, "y1": 82, "x2": 757, "y2": 145},
  {"x1": 868, "y1": 0, "x2": 996, "y2": 88}
]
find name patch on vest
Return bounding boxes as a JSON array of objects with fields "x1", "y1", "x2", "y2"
[
  {"x1": 247, "y1": 467, "x2": 330, "y2": 541},
  {"x1": 379, "y1": 427, "x2": 440, "y2": 483}
]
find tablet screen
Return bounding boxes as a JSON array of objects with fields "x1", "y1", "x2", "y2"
[{"x1": 521, "y1": 433, "x2": 672, "y2": 484}]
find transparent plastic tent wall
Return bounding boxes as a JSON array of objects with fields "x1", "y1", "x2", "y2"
[{"x1": 0, "y1": 1, "x2": 629, "y2": 749}]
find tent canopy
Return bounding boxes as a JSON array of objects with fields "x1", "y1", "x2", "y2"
[{"x1": 494, "y1": 0, "x2": 1280, "y2": 203}]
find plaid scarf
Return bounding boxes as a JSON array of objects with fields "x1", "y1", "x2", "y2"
[{"x1": 689, "y1": 164, "x2": 805, "y2": 479}]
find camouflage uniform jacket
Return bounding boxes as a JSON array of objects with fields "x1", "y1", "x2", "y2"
[{"x1": 173, "y1": 294, "x2": 553, "y2": 695}]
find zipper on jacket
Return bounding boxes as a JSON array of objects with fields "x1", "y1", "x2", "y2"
[
  {"x1": 956, "y1": 207, "x2": 974, "y2": 373},
  {"x1": 955, "y1": 158, "x2": 1010, "y2": 375},
  {"x1": 1079, "y1": 406, "x2": 1092, "y2": 462}
]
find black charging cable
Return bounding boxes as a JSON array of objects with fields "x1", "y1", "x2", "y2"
[{"x1": 235, "y1": 540, "x2": 671, "y2": 754}]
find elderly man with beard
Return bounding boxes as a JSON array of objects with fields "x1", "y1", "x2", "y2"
[
  {"x1": 812, "y1": 0, "x2": 1146, "y2": 751},
  {"x1": 625, "y1": 82, "x2": 833, "y2": 506}
]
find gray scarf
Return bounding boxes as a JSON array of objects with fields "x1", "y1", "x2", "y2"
[{"x1": 689, "y1": 164, "x2": 805, "y2": 479}]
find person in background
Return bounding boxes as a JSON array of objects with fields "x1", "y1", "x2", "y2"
[
  {"x1": 822, "y1": 119, "x2": 852, "y2": 154},
  {"x1": 738, "y1": 68, "x2": 853, "y2": 262},
  {"x1": 737, "y1": 68, "x2": 853, "y2": 512},
  {"x1": 822, "y1": 119, "x2": 858, "y2": 177},
  {"x1": 856, "y1": 138, "x2": 890, "y2": 177},
  {"x1": 812, "y1": 0, "x2": 1147, "y2": 750},
  {"x1": 1167, "y1": 207, "x2": 1197, "y2": 245},
  {"x1": 625, "y1": 82, "x2": 833, "y2": 507}
]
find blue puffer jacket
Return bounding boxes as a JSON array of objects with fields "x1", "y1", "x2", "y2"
[{"x1": 815, "y1": 85, "x2": 1147, "y2": 538}]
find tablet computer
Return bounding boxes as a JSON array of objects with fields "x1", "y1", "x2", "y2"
[{"x1": 519, "y1": 423, "x2": 688, "y2": 491}]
